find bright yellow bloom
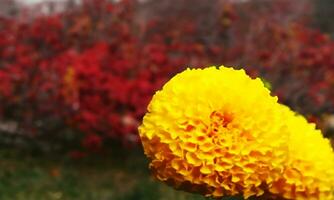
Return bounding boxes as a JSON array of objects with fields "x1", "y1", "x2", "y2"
[{"x1": 138, "y1": 66, "x2": 334, "y2": 199}]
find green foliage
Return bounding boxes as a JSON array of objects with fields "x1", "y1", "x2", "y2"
[
  {"x1": 260, "y1": 78, "x2": 272, "y2": 91},
  {"x1": 315, "y1": 0, "x2": 334, "y2": 35},
  {"x1": 0, "y1": 149, "x2": 242, "y2": 200}
]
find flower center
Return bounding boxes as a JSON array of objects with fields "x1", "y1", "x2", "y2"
[{"x1": 210, "y1": 111, "x2": 233, "y2": 129}]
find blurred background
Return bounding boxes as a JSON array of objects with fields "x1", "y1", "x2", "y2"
[{"x1": 0, "y1": 0, "x2": 334, "y2": 199}]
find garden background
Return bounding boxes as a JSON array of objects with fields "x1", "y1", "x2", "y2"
[{"x1": 0, "y1": 0, "x2": 334, "y2": 199}]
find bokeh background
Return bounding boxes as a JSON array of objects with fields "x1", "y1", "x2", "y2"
[{"x1": 0, "y1": 0, "x2": 334, "y2": 199}]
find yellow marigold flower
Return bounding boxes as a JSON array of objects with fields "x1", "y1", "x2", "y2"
[{"x1": 138, "y1": 66, "x2": 334, "y2": 199}]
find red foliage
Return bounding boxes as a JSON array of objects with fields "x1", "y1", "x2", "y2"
[{"x1": 0, "y1": 0, "x2": 333, "y2": 151}]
